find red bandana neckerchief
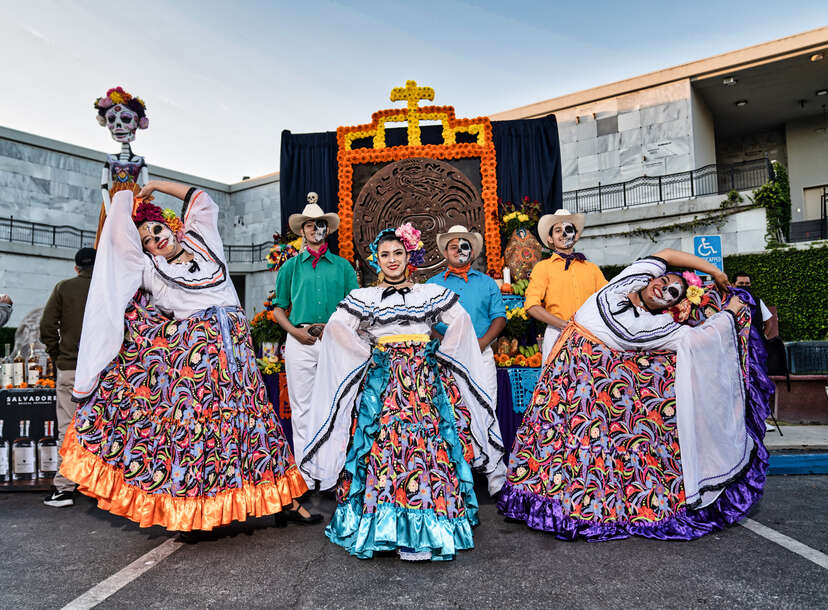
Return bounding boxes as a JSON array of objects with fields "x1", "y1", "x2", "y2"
[
  {"x1": 307, "y1": 243, "x2": 328, "y2": 269},
  {"x1": 444, "y1": 263, "x2": 471, "y2": 282}
]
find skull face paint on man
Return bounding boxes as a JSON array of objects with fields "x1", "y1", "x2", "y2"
[
  {"x1": 550, "y1": 222, "x2": 578, "y2": 251},
  {"x1": 446, "y1": 237, "x2": 473, "y2": 266},
  {"x1": 641, "y1": 274, "x2": 687, "y2": 310},
  {"x1": 104, "y1": 104, "x2": 139, "y2": 143},
  {"x1": 302, "y1": 219, "x2": 328, "y2": 246},
  {"x1": 456, "y1": 238, "x2": 472, "y2": 263}
]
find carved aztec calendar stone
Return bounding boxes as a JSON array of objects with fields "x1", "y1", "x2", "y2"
[{"x1": 353, "y1": 157, "x2": 484, "y2": 276}]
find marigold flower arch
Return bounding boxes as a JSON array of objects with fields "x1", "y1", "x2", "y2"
[{"x1": 336, "y1": 80, "x2": 502, "y2": 272}]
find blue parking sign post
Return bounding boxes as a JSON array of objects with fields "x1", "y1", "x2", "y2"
[{"x1": 693, "y1": 235, "x2": 723, "y2": 271}]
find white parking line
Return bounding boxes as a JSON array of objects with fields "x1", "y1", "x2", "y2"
[
  {"x1": 740, "y1": 518, "x2": 828, "y2": 571},
  {"x1": 61, "y1": 537, "x2": 184, "y2": 609}
]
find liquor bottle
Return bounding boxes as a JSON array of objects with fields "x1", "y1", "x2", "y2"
[
  {"x1": 11, "y1": 420, "x2": 35, "y2": 480},
  {"x1": 0, "y1": 421, "x2": 10, "y2": 483},
  {"x1": 26, "y1": 343, "x2": 40, "y2": 385},
  {"x1": 11, "y1": 348, "x2": 25, "y2": 387},
  {"x1": 37, "y1": 420, "x2": 58, "y2": 479},
  {"x1": 45, "y1": 355, "x2": 55, "y2": 381},
  {"x1": 0, "y1": 344, "x2": 12, "y2": 388}
]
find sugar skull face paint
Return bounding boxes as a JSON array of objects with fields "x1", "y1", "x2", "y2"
[
  {"x1": 643, "y1": 274, "x2": 686, "y2": 309},
  {"x1": 551, "y1": 222, "x2": 577, "y2": 250},
  {"x1": 138, "y1": 221, "x2": 177, "y2": 258},
  {"x1": 446, "y1": 237, "x2": 473, "y2": 266},
  {"x1": 303, "y1": 219, "x2": 328, "y2": 245}
]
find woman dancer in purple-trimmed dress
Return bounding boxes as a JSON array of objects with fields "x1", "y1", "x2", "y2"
[{"x1": 498, "y1": 248, "x2": 773, "y2": 541}]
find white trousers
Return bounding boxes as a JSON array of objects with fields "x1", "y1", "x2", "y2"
[
  {"x1": 480, "y1": 346, "x2": 498, "y2": 405},
  {"x1": 542, "y1": 325, "x2": 562, "y2": 367},
  {"x1": 284, "y1": 333, "x2": 322, "y2": 485}
]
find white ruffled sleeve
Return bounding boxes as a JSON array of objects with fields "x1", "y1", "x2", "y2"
[
  {"x1": 73, "y1": 191, "x2": 146, "y2": 399},
  {"x1": 181, "y1": 189, "x2": 223, "y2": 253},
  {"x1": 672, "y1": 311, "x2": 753, "y2": 508},
  {"x1": 437, "y1": 297, "x2": 506, "y2": 495},
  {"x1": 300, "y1": 303, "x2": 372, "y2": 489}
]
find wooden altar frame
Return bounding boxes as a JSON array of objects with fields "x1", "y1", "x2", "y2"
[{"x1": 336, "y1": 80, "x2": 502, "y2": 272}]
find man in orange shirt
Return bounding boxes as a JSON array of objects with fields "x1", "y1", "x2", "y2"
[{"x1": 525, "y1": 209, "x2": 607, "y2": 364}]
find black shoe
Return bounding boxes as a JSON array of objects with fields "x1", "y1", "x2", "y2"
[
  {"x1": 178, "y1": 531, "x2": 202, "y2": 544},
  {"x1": 275, "y1": 508, "x2": 324, "y2": 526},
  {"x1": 43, "y1": 488, "x2": 74, "y2": 508}
]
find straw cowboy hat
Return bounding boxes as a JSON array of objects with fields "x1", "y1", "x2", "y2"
[
  {"x1": 537, "y1": 209, "x2": 585, "y2": 249},
  {"x1": 436, "y1": 225, "x2": 484, "y2": 260},
  {"x1": 288, "y1": 192, "x2": 340, "y2": 235}
]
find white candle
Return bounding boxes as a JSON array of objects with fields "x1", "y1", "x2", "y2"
[{"x1": 503, "y1": 267, "x2": 511, "y2": 284}]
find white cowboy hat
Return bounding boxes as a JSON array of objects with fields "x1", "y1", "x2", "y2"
[
  {"x1": 537, "y1": 209, "x2": 585, "y2": 249},
  {"x1": 288, "y1": 193, "x2": 340, "y2": 235},
  {"x1": 436, "y1": 225, "x2": 484, "y2": 261}
]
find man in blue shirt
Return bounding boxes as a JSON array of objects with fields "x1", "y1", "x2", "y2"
[{"x1": 428, "y1": 225, "x2": 506, "y2": 402}]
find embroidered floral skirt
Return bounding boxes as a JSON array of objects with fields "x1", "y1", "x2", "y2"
[
  {"x1": 60, "y1": 294, "x2": 307, "y2": 531},
  {"x1": 326, "y1": 339, "x2": 478, "y2": 560},
  {"x1": 498, "y1": 323, "x2": 764, "y2": 541}
]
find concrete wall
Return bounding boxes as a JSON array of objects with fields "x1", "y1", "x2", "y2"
[
  {"x1": 578, "y1": 191, "x2": 767, "y2": 267},
  {"x1": 785, "y1": 116, "x2": 828, "y2": 222},
  {"x1": 226, "y1": 175, "x2": 281, "y2": 245},
  {"x1": 0, "y1": 242, "x2": 76, "y2": 327},
  {"x1": 690, "y1": 87, "x2": 717, "y2": 168},
  {"x1": 557, "y1": 80, "x2": 694, "y2": 193}
]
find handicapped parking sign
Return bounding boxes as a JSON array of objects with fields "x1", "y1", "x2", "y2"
[{"x1": 693, "y1": 235, "x2": 723, "y2": 271}]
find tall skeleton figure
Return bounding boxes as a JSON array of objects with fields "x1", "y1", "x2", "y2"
[{"x1": 93, "y1": 87, "x2": 149, "y2": 246}]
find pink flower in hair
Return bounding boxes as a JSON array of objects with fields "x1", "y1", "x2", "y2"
[
  {"x1": 682, "y1": 271, "x2": 702, "y2": 287},
  {"x1": 395, "y1": 222, "x2": 421, "y2": 252}
]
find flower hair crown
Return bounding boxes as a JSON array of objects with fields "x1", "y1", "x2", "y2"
[
  {"x1": 94, "y1": 86, "x2": 149, "y2": 126},
  {"x1": 132, "y1": 199, "x2": 183, "y2": 236},
  {"x1": 366, "y1": 222, "x2": 426, "y2": 273}
]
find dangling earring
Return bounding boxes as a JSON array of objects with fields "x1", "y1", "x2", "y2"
[{"x1": 377, "y1": 271, "x2": 385, "y2": 285}]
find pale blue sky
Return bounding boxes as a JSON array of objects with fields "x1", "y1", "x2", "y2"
[{"x1": 1, "y1": 1, "x2": 826, "y2": 182}]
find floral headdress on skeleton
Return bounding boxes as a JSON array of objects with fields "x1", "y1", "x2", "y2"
[
  {"x1": 366, "y1": 222, "x2": 426, "y2": 275},
  {"x1": 94, "y1": 86, "x2": 149, "y2": 127},
  {"x1": 666, "y1": 271, "x2": 706, "y2": 322},
  {"x1": 132, "y1": 199, "x2": 183, "y2": 238}
]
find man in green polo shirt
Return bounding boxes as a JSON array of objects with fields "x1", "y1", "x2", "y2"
[{"x1": 272, "y1": 193, "x2": 358, "y2": 480}]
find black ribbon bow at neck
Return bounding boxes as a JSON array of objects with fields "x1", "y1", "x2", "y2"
[
  {"x1": 381, "y1": 286, "x2": 412, "y2": 301},
  {"x1": 556, "y1": 251, "x2": 587, "y2": 270}
]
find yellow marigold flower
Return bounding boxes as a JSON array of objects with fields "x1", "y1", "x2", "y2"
[{"x1": 686, "y1": 285, "x2": 704, "y2": 305}]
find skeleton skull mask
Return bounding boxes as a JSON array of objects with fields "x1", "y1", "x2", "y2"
[{"x1": 102, "y1": 105, "x2": 139, "y2": 143}]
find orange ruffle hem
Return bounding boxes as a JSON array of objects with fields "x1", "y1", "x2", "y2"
[{"x1": 59, "y1": 425, "x2": 308, "y2": 531}]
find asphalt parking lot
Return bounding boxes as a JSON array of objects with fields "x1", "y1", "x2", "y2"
[{"x1": 1, "y1": 474, "x2": 826, "y2": 609}]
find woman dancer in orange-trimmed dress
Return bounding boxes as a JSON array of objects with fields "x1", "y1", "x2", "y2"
[{"x1": 60, "y1": 180, "x2": 320, "y2": 533}]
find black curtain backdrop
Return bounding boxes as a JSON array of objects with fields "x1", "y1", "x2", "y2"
[{"x1": 279, "y1": 115, "x2": 562, "y2": 236}]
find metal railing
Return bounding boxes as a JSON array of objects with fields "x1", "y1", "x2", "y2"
[
  {"x1": 563, "y1": 158, "x2": 774, "y2": 214},
  {"x1": 0, "y1": 217, "x2": 96, "y2": 249},
  {"x1": 223, "y1": 242, "x2": 273, "y2": 263},
  {"x1": 0, "y1": 215, "x2": 273, "y2": 263}
]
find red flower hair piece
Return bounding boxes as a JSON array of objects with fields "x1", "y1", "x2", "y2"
[{"x1": 132, "y1": 200, "x2": 165, "y2": 226}]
